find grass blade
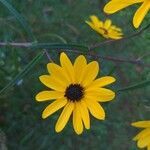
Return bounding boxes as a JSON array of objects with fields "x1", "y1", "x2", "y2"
[
  {"x1": 0, "y1": 52, "x2": 44, "y2": 95},
  {"x1": 117, "y1": 80, "x2": 150, "y2": 92},
  {"x1": 0, "y1": 0, "x2": 35, "y2": 41},
  {"x1": 30, "y1": 43, "x2": 88, "y2": 51},
  {"x1": 48, "y1": 34, "x2": 67, "y2": 44}
]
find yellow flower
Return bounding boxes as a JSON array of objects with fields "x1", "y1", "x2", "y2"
[
  {"x1": 104, "y1": 0, "x2": 150, "y2": 28},
  {"x1": 131, "y1": 121, "x2": 150, "y2": 150},
  {"x1": 35, "y1": 52, "x2": 116, "y2": 135},
  {"x1": 85, "y1": 15, "x2": 123, "y2": 39}
]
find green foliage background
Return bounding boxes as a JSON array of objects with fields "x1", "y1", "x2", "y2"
[{"x1": 0, "y1": 0, "x2": 150, "y2": 149}]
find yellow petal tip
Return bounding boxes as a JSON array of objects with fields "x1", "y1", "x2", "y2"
[
  {"x1": 85, "y1": 126, "x2": 90, "y2": 130},
  {"x1": 60, "y1": 52, "x2": 66, "y2": 57},
  {"x1": 39, "y1": 75, "x2": 44, "y2": 82},
  {"x1": 103, "y1": 6, "x2": 111, "y2": 14},
  {"x1": 99, "y1": 116, "x2": 105, "y2": 120},
  {"x1": 133, "y1": 137, "x2": 137, "y2": 141},
  {"x1": 112, "y1": 77, "x2": 116, "y2": 83},
  {"x1": 131, "y1": 122, "x2": 136, "y2": 127},
  {"x1": 75, "y1": 131, "x2": 83, "y2": 135},
  {"x1": 55, "y1": 127, "x2": 61, "y2": 133},
  {"x1": 102, "y1": 117, "x2": 105, "y2": 120},
  {"x1": 42, "y1": 113, "x2": 47, "y2": 119},
  {"x1": 35, "y1": 95, "x2": 39, "y2": 101}
]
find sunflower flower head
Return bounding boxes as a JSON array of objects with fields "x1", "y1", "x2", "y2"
[
  {"x1": 104, "y1": 0, "x2": 150, "y2": 28},
  {"x1": 131, "y1": 120, "x2": 150, "y2": 149},
  {"x1": 35, "y1": 52, "x2": 116, "y2": 135},
  {"x1": 85, "y1": 15, "x2": 123, "y2": 40}
]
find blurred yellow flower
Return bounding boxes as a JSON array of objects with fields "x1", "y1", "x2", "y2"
[
  {"x1": 85, "y1": 15, "x2": 123, "y2": 39},
  {"x1": 131, "y1": 120, "x2": 150, "y2": 149},
  {"x1": 104, "y1": 0, "x2": 150, "y2": 28},
  {"x1": 36, "y1": 52, "x2": 116, "y2": 135}
]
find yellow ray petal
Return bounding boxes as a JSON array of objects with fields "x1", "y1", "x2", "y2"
[
  {"x1": 86, "y1": 88, "x2": 115, "y2": 102},
  {"x1": 81, "y1": 61, "x2": 99, "y2": 87},
  {"x1": 78, "y1": 101, "x2": 90, "y2": 129},
  {"x1": 85, "y1": 21, "x2": 99, "y2": 33},
  {"x1": 74, "y1": 55, "x2": 87, "y2": 83},
  {"x1": 39, "y1": 75, "x2": 66, "y2": 92},
  {"x1": 73, "y1": 103, "x2": 83, "y2": 135},
  {"x1": 89, "y1": 15, "x2": 103, "y2": 28},
  {"x1": 104, "y1": 0, "x2": 143, "y2": 14},
  {"x1": 42, "y1": 98, "x2": 67, "y2": 119},
  {"x1": 133, "y1": 1, "x2": 150, "y2": 28},
  {"x1": 60, "y1": 52, "x2": 75, "y2": 82},
  {"x1": 95, "y1": 27, "x2": 106, "y2": 37},
  {"x1": 47, "y1": 63, "x2": 70, "y2": 84},
  {"x1": 104, "y1": 19, "x2": 112, "y2": 30},
  {"x1": 137, "y1": 134, "x2": 150, "y2": 148},
  {"x1": 132, "y1": 121, "x2": 150, "y2": 128},
  {"x1": 55, "y1": 102, "x2": 74, "y2": 133},
  {"x1": 110, "y1": 25, "x2": 122, "y2": 32},
  {"x1": 148, "y1": 144, "x2": 150, "y2": 150},
  {"x1": 107, "y1": 32, "x2": 123, "y2": 39},
  {"x1": 85, "y1": 99, "x2": 105, "y2": 120},
  {"x1": 133, "y1": 128, "x2": 150, "y2": 141},
  {"x1": 108, "y1": 27, "x2": 123, "y2": 35},
  {"x1": 109, "y1": 30, "x2": 123, "y2": 37},
  {"x1": 87, "y1": 76, "x2": 116, "y2": 89},
  {"x1": 35, "y1": 91, "x2": 64, "y2": 101}
]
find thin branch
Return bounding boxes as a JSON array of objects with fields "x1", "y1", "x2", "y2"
[
  {"x1": 136, "y1": 52, "x2": 150, "y2": 61},
  {"x1": 0, "y1": 42, "x2": 32, "y2": 47},
  {"x1": 59, "y1": 49, "x2": 149, "y2": 67},
  {"x1": 0, "y1": 42, "x2": 88, "y2": 51},
  {"x1": 90, "y1": 23, "x2": 150, "y2": 50},
  {"x1": 0, "y1": 42, "x2": 149, "y2": 67},
  {"x1": 43, "y1": 49, "x2": 53, "y2": 62}
]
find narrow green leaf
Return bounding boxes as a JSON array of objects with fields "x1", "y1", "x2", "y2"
[
  {"x1": 20, "y1": 129, "x2": 34, "y2": 145},
  {"x1": 48, "y1": 34, "x2": 67, "y2": 44},
  {"x1": 0, "y1": 52, "x2": 44, "y2": 95},
  {"x1": 117, "y1": 80, "x2": 150, "y2": 92},
  {"x1": 0, "y1": 0, "x2": 35, "y2": 41},
  {"x1": 30, "y1": 43, "x2": 88, "y2": 51}
]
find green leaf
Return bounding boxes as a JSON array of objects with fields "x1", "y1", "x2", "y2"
[
  {"x1": 20, "y1": 129, "x2": 35, "y2": 145},
  {"x1": 0, "y1": 52, "x2": 44, "y2": 95},
  {"x1": 117, "y1": 80, "x2": 150, "y2": 92},
  {"x1": 30, "y1": 43, "x2": 88, "y2": 51},
  {"x1": 46, "y1": 33, "x2": 67, "y2": 44},
  {"x1": 0, "y1": 0, "x2": 35, "y2": 41}
]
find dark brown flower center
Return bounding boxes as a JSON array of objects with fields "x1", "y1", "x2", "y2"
[{"x1": 64, "y1": 84, "x2": 84, "y2": 102}]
